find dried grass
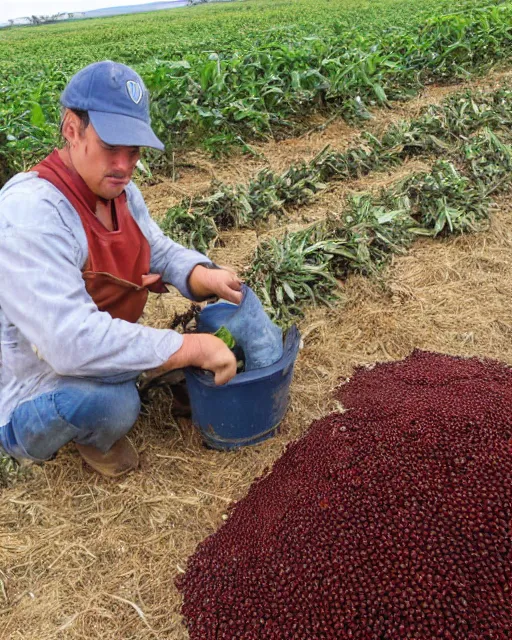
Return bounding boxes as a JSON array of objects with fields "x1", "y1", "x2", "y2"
[{"x1": 2, "y1": 194, "x2": 512, "y2": 639}]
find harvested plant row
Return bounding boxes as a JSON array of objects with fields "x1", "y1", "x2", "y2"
[
  {"x1": 245, "y1": 130, "x2": 512, "y2": 324},
  {"x1": 158, "y1": 87, "x2": 512, "y2": 254}
]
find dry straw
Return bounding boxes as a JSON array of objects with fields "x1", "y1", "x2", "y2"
[{"x1": 2, "y1": 192, "x2": 512, "y2": 639}]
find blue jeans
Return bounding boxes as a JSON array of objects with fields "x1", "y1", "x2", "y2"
[{"x1": 0, "y1": 378, "x2": 141, "y2": 462}]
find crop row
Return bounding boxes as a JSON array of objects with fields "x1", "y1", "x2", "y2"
[
  {"x1": 1, "y1": 1, "x2": 511, "y2": 182},
  {"x1": 157, "y1": 86, "x2": 512, "y2": 324},
  {"x1": 247, "y1": 134, "x2": 510, "y2": 323},
  {"x1": 1, "y1": 0, "x2": 455, "y2": 180},
  {"x1": 146, "y1": 2, "x2": 512, "y2": 157},
  {"x1": 1, "y1": 0, "x2": 462, "y2": 67},
  {"x1": 159, "y1": 87, "x2": 512, "y2": 248}
]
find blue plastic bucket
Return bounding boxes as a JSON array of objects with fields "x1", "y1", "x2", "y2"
[
  {"x1": 196, "y1": 301, "x2": 238, "y2": 334},
  {"x1": 184, "y1": 325, "x2": 301, "y2": 450}
]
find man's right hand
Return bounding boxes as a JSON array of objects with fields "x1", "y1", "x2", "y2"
[{"x1": 158, "y1": 334, "x2": 237, "y2": 385}]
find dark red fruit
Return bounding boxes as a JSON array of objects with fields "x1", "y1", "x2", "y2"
[{"x1": 177, "y1": 350, "x2": 512, "y2": 639}]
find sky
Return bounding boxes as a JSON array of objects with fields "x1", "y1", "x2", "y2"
[{"x1": 1, "y1": 0, "x2": 155, "y2": 22}]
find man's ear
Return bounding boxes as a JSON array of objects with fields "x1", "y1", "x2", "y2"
[{"x1": 61, "y1": 110, "x2": 82, "y2": 146}]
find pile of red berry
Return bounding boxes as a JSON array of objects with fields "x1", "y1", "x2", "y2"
[{"x1": 178, "y1": 350, "x2": 512, "y2": 639}]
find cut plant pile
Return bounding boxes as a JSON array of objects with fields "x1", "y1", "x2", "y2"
[
  {"x1": 178, "y1": 350, "x2": 512, "y2": 639},
  {"x1": 159, "y1": 87, "x2": 512, "y2": 249}
]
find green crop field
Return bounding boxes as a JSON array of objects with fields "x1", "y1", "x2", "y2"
[{"x1": 1, "y1": 0, "x2": 511, "y2": 182}]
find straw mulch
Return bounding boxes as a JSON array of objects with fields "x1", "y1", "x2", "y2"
[{"x1": 1, "y1": 189, "x2": 511, "y2": 638}]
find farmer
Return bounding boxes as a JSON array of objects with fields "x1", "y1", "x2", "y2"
[{"x1": 0, "y1": 61, "x2": 242, "y2": 478}]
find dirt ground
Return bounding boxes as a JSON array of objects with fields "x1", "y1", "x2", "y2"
[{"x1": 1, "y1": 71, "x2": 512, "y2": 639}]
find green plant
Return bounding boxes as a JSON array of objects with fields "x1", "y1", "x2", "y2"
[
  {"x1": 158, "y1": 205, "x2": 218, "y2": 253},
  {"x1": 0, "y1": 453, "x2": 24, "y2": 488},
  {"x1": 462, "y1": 128, "x2": 512, "y2": 192},
  {"x1": 2, "y1": 0, "x2": 512, "y2": 181},
  {"x1": 246, "y1": 223, "x2": 344, "y2": 323},
  {"x1": 393, "y1": 160, "x2": 490, "y2": 235}
]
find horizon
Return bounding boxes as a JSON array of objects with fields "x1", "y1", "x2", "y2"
[{"x1": 1, "y1": 0, "x2": 180, "y2": 23}]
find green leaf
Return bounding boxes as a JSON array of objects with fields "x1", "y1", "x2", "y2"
[
  {"x1": 30, "y1": 103, "x2": 45, "y2": 128},
  {"x1": 282, "y1": 282, "x2": 295, "y2": 301},
  {"x1": 167, "y1": 60, "x2": 191, "y2": 70},
  {"x1": 407, "y1": 227, "x2": 434, "y2": 236},
  {"x1": 214, "y1": 326, "x2": 236, "y2": 349},
  {"x1": 373, "y1": 84, "x2": 388, "y2": 104}
]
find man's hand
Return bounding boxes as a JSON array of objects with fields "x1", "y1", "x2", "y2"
[
  {"x1": 188, "y1": 264, "x2": 243, "y2": 305},
  {"x1": 156, "y1": 333, "x2": 237, "y2": 385}
]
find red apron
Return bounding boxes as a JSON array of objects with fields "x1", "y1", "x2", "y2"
[{"x1": 31, "y1": 150, "x2": 167, "y2": 323}]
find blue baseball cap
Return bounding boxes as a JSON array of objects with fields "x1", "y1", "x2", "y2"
[{"x1": 61, "y1": 60, "x2": 164, "y2": 151}]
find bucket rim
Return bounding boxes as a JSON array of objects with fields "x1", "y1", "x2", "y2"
[
  {"x1": 197, "y1": 286, "x2": 248, "y2": 332},
  {"x1": 185, "y1": 325, "x2": 301, "y2": 388}
]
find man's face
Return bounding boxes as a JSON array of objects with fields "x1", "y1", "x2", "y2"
[{"x1": 65, "y1": 114, "x2": 141, "y2": 199}]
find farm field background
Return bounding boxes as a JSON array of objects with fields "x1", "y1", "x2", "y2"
[
  {"x1": 1, "y1": 0, "x2": 511, "y2": 180},
  {"x1": 1, "y1": 0, "x2": 512, "y2": 637}
]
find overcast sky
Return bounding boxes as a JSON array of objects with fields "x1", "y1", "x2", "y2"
[{"x1": 1, "y1": 0, "x2": 155, "y2": 22}]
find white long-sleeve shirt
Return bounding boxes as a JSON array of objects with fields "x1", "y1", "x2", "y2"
[{"x1": 0, "y1": 172, "x2": 211, "y2": 425}]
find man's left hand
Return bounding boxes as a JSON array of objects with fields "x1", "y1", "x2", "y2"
[{"x1": 188, "y1": 264, "x2": 243, "y2": 305}]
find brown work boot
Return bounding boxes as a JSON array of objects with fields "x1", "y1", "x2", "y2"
[{"x1": 75, "y1": 436, "x2": 139, "y2": 478}]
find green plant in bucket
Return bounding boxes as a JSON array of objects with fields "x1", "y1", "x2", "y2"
[
  {"x1": 214, "y1": 326, "x2": 236, "y2": 349},
  {"x1": 214, "y1": 326, "x2": 244, "y2": 372}
]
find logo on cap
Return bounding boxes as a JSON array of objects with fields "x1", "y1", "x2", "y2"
[{"x1": 126, "y1": 80, "x2": 143, "y2": 105}]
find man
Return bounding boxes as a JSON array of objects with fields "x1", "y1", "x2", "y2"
[{"x1": 0, "y1": 61, "x2": 241, "y2": 477}]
